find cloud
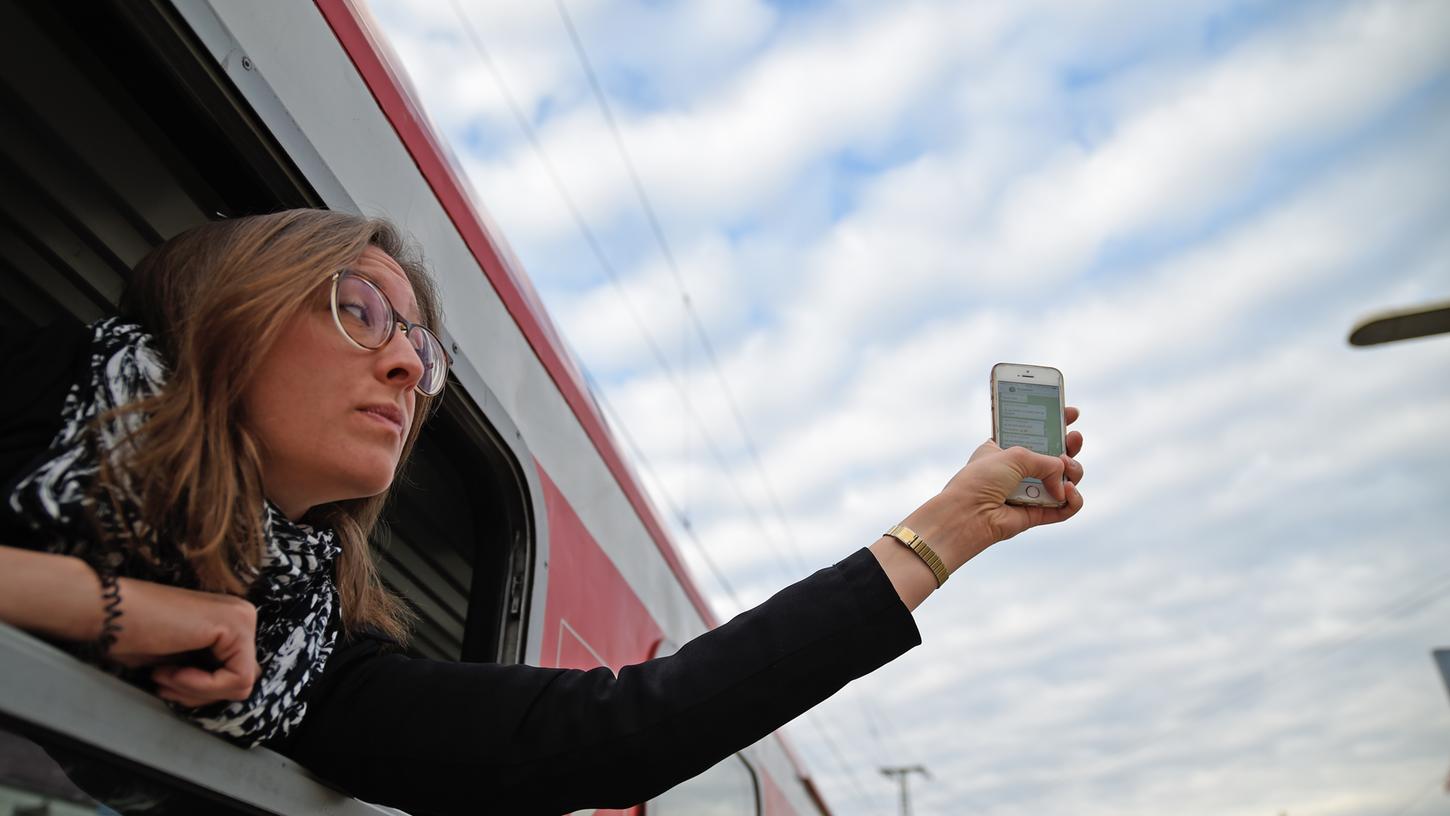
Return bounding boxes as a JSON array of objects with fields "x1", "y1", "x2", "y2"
[{"x1": 979, "y1": 0, "x2": 1450, "y2": 280}]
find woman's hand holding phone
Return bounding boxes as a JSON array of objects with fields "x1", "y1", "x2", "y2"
[
  {"x1": 910, "y1": 404, "x2": 1083, "y2": 556},
  {"x1": 873, "y1": 407, "x2": 1084, "y2": 610},
  {"x1": 961, "y1": 405, "x2": 1085, "y2": 541}
]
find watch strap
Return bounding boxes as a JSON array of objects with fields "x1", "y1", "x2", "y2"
[{"x1": 883, "y1": 524, "x2": 950, "y2": 588}]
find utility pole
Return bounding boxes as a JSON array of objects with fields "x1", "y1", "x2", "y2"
[{"x1": 880, "y1": 765, "x2": 930, "y2": 816}]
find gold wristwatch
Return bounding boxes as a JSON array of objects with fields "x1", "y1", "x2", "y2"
[{"x1": 884, "y1": 524, "x2": 950, "y2": 588}]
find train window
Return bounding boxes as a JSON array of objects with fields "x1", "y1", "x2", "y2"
[
  {"x1": 0, "y1": 0, "x2": 533, "y2": 665},
  {"x1": 646, "y1": 754, "x2": 760, "y2": 816},
  {"x1": 381, "y1": 386, "x2": 535, "y2": 662}
]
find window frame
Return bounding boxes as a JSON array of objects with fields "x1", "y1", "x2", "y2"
[{"x1": 0, "y1": 623, "x2": 405, "y2": 815}]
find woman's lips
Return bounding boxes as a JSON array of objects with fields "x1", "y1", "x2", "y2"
[{"x1": 358, "y1": 405, "x2": 404, "y2": 434}]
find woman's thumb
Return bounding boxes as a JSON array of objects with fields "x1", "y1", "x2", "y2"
[{"x1": 998, "y1": 445, "x2": 1066, "y2": 501}]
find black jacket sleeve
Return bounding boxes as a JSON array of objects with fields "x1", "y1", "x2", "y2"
[{"x1": 276, "y1": 547, "x2": 921, "y2": 815}]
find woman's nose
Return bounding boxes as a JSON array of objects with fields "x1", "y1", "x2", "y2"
[{"x1": 376, "y1": 325, "x2": 424, "y2": 390}]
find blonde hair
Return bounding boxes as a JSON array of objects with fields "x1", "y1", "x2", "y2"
[{"x1": 104, "y1": 209, "x2": 442, "y2": 642}]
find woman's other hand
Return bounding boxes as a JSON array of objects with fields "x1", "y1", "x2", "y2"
[
  {"x1": 0, "y1": 547, "x2": 259, "y2": 707},
  {"x1": 872, "y1": 407, "x2": 1085, "y2": 609},
  {"x1": 108, "y1": 579, "x2": 260, "y2": 707}
]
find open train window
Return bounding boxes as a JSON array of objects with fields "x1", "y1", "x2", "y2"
[
  {"x1": 0, "y1": 0, "x2": 532, "y2": 662},
  {"x1": 0, "y1": 1, "x2": 534, "y2": 801}
]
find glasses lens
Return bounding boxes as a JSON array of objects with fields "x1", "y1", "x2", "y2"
[
  {"x1": 334, "y1": 274, "x2": 392, "y2": 348},
  {"x1": 410, "y1": 327, "x2": 448, "y2": 396}
]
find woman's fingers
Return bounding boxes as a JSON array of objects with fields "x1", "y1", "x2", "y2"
[
  {"x1": 154, "y1": 684, "x2": 211, "y2": 709},
  {"x1": 982, "y1": 407, "x2": 1083, "y2": 460},
  {"x1": 152, "y1": 669, "x2": 213, "y2": 709},
  {"x1": 1065, "y1": 406, "x2": 1084, "y2": 458},
  {"x1": 152, "y1": 663, "x2": 255, "y2": 705},
  {"x1": 999, "y1": 446, "x2": 1068, "y2": 501},
  {"x1": 1062, "y1": 453, "x2": 1084, "y2": 486},
  {"x1": 1033, "y1": 479, "x2": 1085, "y2": 525}
]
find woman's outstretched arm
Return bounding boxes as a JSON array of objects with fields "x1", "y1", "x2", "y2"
[
  {"x1": 0, "y1": 545, "x2": 260, "y2": 704},
  {"x1": 277, "y1": 548, "x2": 918, "y2": 815},
  {"x1": 279, "y1": 411, "x2": 1086, "y2": 815}
]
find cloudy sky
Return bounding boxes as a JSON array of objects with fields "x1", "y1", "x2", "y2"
[{"x1": 367, "y1": 1, "x2": 1450, "y2": 813}]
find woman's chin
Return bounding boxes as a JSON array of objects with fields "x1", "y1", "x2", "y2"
[
  {"x1": 327, "y1": 462, "x2": 397, "y2": 503},
  {"x1": 352, "y1": 474, "x2": 396, "y2": 500}
]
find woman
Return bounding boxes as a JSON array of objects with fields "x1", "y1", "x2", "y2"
[{"x1": 0, "y1": 209, "x2": 1085, "y2": 813}]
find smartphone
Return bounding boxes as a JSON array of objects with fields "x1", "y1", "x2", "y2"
[{"x1": 991, "y1": 363, "x2": 1067, "y2": 507}]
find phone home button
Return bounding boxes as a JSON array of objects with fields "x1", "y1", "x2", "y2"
[{"x1": 1025, "y1": 485, "x2": 1041, "y2": 499}]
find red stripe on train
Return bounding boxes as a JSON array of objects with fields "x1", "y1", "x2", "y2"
[{"x1": 537, "y1": 464, "x2": 664, "y2": 673}]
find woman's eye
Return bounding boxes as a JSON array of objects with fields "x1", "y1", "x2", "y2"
[{"x1": 341, "y1": 301, "x2": 371, "y2": 323}]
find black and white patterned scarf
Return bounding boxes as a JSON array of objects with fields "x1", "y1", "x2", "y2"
[{"x1": 5, "y1": 317, "x2": 340, "y2": 748}]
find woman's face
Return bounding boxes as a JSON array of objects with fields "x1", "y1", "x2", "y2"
[{"x1": 243, "y1": 246, "x2": 425, "y2": 519}]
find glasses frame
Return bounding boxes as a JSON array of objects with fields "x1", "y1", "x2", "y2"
[{"x1": 328, "y1": 270, "x2": 451, "y2": 397}]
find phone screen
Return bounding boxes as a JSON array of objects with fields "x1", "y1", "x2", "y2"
[{"x1": 997, "y1": 381, "x2": 1065, "y2": 458}]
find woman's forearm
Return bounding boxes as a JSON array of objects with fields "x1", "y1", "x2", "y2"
[
  {"x1": 0, "y1": 545, "x2": 107, "y2": 642},
  {"x1": 0, "y1": 543, "x2": 260, "y2": 702}
]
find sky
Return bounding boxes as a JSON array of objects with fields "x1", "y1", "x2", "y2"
[{"x1": 366, "y1": 1, "x2": 1450, "y2": 814}]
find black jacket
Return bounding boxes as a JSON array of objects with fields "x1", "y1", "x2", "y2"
[{"x1": 1, "y1": 318, "x2": 921, "y2": 814}]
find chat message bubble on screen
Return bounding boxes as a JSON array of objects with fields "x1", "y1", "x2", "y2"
[
  {"x1": 1001, "y1": 417, "x2": 1046, "y2": 436},
  {"x1": 1002, "y1": 402, "x2": 1047, "y2": 420},
  {"x1": 1002, "y1": 434, "x2": 1050, "y2": 452},
  {"x1": 998, "y1": 391, "x2": 1028, "y2": 403}
]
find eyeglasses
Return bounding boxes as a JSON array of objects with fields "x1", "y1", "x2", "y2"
[{"x1": 329, "y1": 270, "x2": 451, "y2": 396}]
